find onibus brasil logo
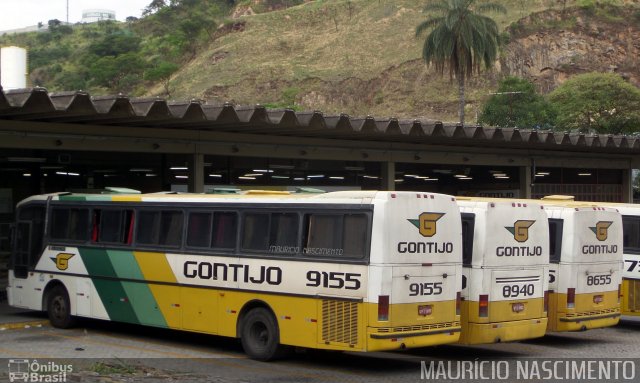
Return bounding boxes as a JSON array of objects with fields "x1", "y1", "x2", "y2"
[
  {"x1": 590, "y1": 221, "x2": 613, "y2": 241},
  {"x1": 407, "y1": 213, "x2": 445, "y2": 237},
  {"x1": 505, "y1": 220, "x2": 535, "y2": 243},
  {"x1": 8, "y1": 359, "x2": 73, "y2": 382}
]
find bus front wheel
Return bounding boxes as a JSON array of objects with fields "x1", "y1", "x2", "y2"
[
  {"x1": 47, "y1": 285, "x2": 76, "y2": 329},
  {"x1": 240, "y1": 307, "x2": 286, "y2": 361}
]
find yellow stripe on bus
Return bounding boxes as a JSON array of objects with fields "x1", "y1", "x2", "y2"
[{"x1": 134, "y1": 251, "x2": 182, "y2": 328}]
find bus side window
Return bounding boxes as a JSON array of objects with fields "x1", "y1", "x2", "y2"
[
  {"x1": 242, "y1": 213, "x2": 269, "y2": 251},
  {"x1": 461, "y1": 213, "x2": 475, "y2": 267},
  {"x1": 50, "y1": 208, "x2": 89, "y2": 242},
  {"x1": 187, "y1": 212, "x2": 213, "y2": 248},
  {"x1": 303, "y1": 213, "x2": 368, "y2": 258},
  {"x1": 136, "y1": 210, "x2": 183, "y2": 247},
  {"x1": 622, "y1": 216, "x2": 640, "y2": 254},
  {"x1": 211, "y1": 212, "x2": 237, "y2": 249},
  {"x1": 93, "y1": 209, "x2": 135, "y2": 245},
  {"x1": 548, "y1": 218, "x2": 563, "y2": 263},
  {"x1": 269, "y1": 213, "x2": 298, "y2": 251}
]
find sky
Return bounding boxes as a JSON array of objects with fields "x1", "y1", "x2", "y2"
[{"x1": 0, "y1": 0, "x2": 152, "y2": 31}]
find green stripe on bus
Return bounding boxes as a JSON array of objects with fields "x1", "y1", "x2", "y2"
[
  {"x1": 59, "y1": 195, "x2": 113, "y2": 202},
  {"x1": 107, "y1": 250, "x2": 167, "y2": 328},
  {"x1": 78, "y1": 248, "x2": 139, "y2": 324}
]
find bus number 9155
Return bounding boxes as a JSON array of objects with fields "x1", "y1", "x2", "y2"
[{"x1": 409, "y1": 282, "x2": 443, "y2": 296}]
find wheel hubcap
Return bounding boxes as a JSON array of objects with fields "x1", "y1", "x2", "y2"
[
  {"x1": 251, "y1": 322, "x2": 269, "y2": 347},
  {"x1": 52, "y1": 296, "x2": 65, "y2": 320}
]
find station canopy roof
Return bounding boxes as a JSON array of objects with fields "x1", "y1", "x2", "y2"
[{"x1": 1, "y1": 86, "x2": 639, "y2": 154}]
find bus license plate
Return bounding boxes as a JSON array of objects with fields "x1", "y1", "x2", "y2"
[
  {"x1": 512, "y1": 302, "x2": 525, "y2": 313},
  {"x1": 418, "y1": 305, "x2": 432, "y2": 316},
  {"x1": 594, "y1": 295, "x2": 603, "y2": 304}
]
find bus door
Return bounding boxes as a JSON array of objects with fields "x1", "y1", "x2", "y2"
[
  {"x1": 621, "y1": 212, "x2": 640, "y2": 315},
  {"x1": 11, "y1": 204, "x2": 46, "y2": 279}
]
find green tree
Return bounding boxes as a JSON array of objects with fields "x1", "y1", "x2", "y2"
[
  {"x1": 145, "y1": 61, "x2": 179, "y2": 96},
  {"x1": 479, "y1": 76, "x2": 557, "y2": 129},
  {"x1": 416, "y1": 0, "x2": 506, "y2": 125},
  {"x1": 548, "y1": 72, "x2": 640, "y2": 134}
]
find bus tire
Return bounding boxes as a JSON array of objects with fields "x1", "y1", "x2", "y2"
[
  {"x1": 47, "y1": 285, "x2": 76, "y2": 329},
  {"x1": 240, "y1": 307, "x2": 286, "y2": 361}
]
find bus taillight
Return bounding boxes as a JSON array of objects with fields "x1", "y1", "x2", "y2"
[
  {"x1": 479, "y1": 294, "x2": 489, "y2": 317},
  {"x1": 567, "y1": 288, "x2": 576, "y2": 309},
  {"x1": 544, "y1": 290, "x2": 549, "y2": 313},
  {"x1": 456, "y1": 292, "x2": 461, "y2": 316},
  {"x1": 618, "y1": 284, "x2": 622, "y2": 304},
  {"x1": 378, "y1": 295, "x2": 389, "y2": 321}
]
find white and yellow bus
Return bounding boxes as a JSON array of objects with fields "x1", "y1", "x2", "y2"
[
  {"x1": 7, "y1": 190, "x2": 462, "y2": 360},
  {"x1": 456, "y1": 198, "x2": 549, "y2": 344},
  {"x1": 539, "y1": 200, "x2": 623, "y2": 332}
]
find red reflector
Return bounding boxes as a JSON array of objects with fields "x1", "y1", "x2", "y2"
[
  {"x1": 456, "y1": 292, "x2": 461, "y2": 315},
  {"x1": 378, "y1": 295, "x2": 389, "y2": 321},
  {"x1": 417, "y1": 194, "x2": 421, "y2": 198},
  {"x1": 418, "y1": 305, "x2": 432, "y2": 316},
  {"x1": 567, "y1": 288, "x2": 576, "y2": 309},
  {"x1": 391, "y1": 193, "x2": 396, "y2": 198},
  {"x1": 479, "y1": 294, "x2": 489, "y2": 317}
]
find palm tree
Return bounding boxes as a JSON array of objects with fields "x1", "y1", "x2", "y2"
[{"x1": 416, "y1": 0, "x2": 506, "y2": 125}]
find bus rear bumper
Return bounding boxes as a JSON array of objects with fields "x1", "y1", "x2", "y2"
[
  {"x1": 552, "y1": 311, "x2": 620, "y2": 332},
  {"x1": 366, "y1": 325, "x2": 461, "y2": 351},
  {"x1": 458, "y1": 318, "x2": 548, "y2": 345}
]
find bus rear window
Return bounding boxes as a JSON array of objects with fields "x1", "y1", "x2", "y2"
[
  {"x1": 623, "y1": 215, "x2": 640, "y2": 254},
  {"x1": 303, "y1": 213, "x2": 368, "y2": 258},
  {"x1": 548, "y1": 218, "x2": 564, "y2": 263},
  {"x1": 136, "y1": 210, "x2": 183, "y2": 247},
  {"x1": 50, "y1": 208, "x2": 89, "y2": 241}
]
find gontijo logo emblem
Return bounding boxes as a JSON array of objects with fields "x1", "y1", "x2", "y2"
[
  {"x1": 50, "y1": 253, "x2": 74, "y2": 271},
  {"x1": 590, "y1": 221, "x2": 613, "y2": 241},
  {"x1": 408, "y1": 213, "x2": 445, "y2": 237},
  {"x1": 505, "y1": 220, "x2": 535, "y2": 243}
]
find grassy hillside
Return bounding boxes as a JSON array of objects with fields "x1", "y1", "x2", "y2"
[{"x1": 4, "y1": 0, "x2": 630, "y2": 122}]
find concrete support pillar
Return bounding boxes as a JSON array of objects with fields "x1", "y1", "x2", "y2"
[
  {"x1": 520, "y1": 165, "x2": 532, "y2": 199},
  {"x1": 380, "y1": 161, "x2": 395, "y2": 191},
  {"x1": 188, "y1": 153, "x2": 205, "y2": 193},
  {"x1": 622, "y1": 168, "x2": 633, "y2": 203}
]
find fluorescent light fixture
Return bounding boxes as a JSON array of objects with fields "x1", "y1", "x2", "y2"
[
  {"x1": 395, "y1": 179, "x2": 404, "y2": 182},
  {"x1": 454, "y1": 174, "x2": 467, "y2": 178},
  {"x1": 253, "y1": 169, "x2": 274, "y2": 173},
  {"x1": 244, "y1": 173, "x2": 263, "y2": 177},
  {"x1": 269, "y1": 164, "x2": 295, "y2": 170},
  {"x1": 23, "y1": 173, "x2": 31, "y2": 177},
  {"x1": 459, "y1": 177, "x2": 473, "y2": 180},
  {"x1": 493, "y1": 173, "x2": 507, "y2": 177},
  {"x1": 7, "y1": 157, "x2": 46, "y2": 163},
  {"x1": 238, "y1": 176, "x2": 256, "y2": 180},
  {"x1": 175, "y1": 175, "x2": 188, "y2": 179},
  {"x1": 170, "y1": 167, "x2": 188, "y2": 171},
  {"x1": 363, "y1": 175, "x2": 379, "y2": 179},
  {"x1": 415, "y1": 176, "x2": 430, "y2": 179},
  {"x1": 424, "y1": 178, "x2": 438, "y2": 181},
  {"x1": 272, "y1": 176, "x2": 290, "y2": 179},
  {"x1": 578, "y1": 173, "x2": 592, "y2": 176},
  {"x1": 404, "y1": 174, "x2": 418, "y2": 178},
  {"x1": 55, "y1": 171, "x2": 67, "y2": 175},
  {"x1": 495, "y1": 176, "x2": 510, "y2": 179},
  {"x1": 537, "y1": 172, "x2": 550, "y2": 176},
  {"x1": 293, "y1": 177, "x2": 305, "y2": 181},
  {"x1": 208, "y1": 174, "x2": 222, "y2": 178},
  {"x1": 67, "y1": 172, "x2": 80, "y2": 176},
  {"x1": 307, "y1": 175, "x2": 325, "y2": 178},
  {"x1": 145, "y1": 174, "x2": 157, "y2": 177},
  {"x1": 534, "y1": 174, "x2": 545, "y2": 177},
  {"x1": 329, "y1": 176, "x2": 344, "y2": 180}
]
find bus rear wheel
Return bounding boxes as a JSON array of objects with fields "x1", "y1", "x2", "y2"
[
  {"x1": 240, "y1": 307, "x2": 287, "y2": 361},
  {"x1": 47, "y1": 285, "x2": 76, "y2": 329}
]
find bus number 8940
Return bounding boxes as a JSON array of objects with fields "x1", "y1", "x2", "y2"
[{"x1": 502, "y1": 284, "x2": 534, "y2": 298}]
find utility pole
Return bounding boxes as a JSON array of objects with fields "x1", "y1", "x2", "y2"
[{"x1": 66, "y1": 0, "x2": 69, "y2": 24}]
